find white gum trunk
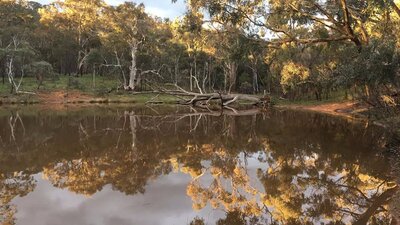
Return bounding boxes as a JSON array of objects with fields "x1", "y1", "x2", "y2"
[{"x1": 128, "y1": 41, "x2": 138, "y2": 90}]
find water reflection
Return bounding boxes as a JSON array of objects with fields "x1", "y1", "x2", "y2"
[{"x1": 0, "y1": 106, "x2": 397, "y2": 225}]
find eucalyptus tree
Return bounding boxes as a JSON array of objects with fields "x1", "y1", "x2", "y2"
[
  {"x1": 218, "y1": 28, "x2": 249, "y2": 93},
  {"x1": 180, "y1": 0, "x2": 399, "y2": 48},
  {"x1": 39, "y1": 0, "x2": 105, "y2": 75},
  {"x1": 172, "y1": 12, "x2": 210, "y2": 91},
  {"x1": 100, "y1": 2, "x2": 153, "y2": 90},
  {"x1": 0, "y1": 0, "x2": 40, "y2": 92}
]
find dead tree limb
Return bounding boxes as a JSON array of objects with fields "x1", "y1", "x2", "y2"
[{"x1": 147, "y1": 83, "x2": 269, "y2": 108}]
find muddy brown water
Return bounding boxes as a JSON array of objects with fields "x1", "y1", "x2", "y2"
[{"x1": 0, "y1": 105, "x2": 398, "y2": 225}]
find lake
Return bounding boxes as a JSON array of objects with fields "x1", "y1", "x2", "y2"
[{"x1": 0, "y1": 105, "x2": 398, "y2": 225}]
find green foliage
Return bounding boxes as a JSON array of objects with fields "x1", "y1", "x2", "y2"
[
  {"x1": 334, "y1": 39, "x2": 400, "y2": 105},
  {"x1": 86, "y1": 49, "x2": 103, "y2": 66},
  {"x1": 280, "y1": 61, "x2": 310, "y2": 94},
  {"x1": 0, "y1": 0, "x2": 399, "y2": 109},
  {"x1": 68, "y1": 77, "x2": 85, "y2": 90},
  {"x1": 336, "y1": 40, "x2": 399, "y2": 87},
  {"x1": 239, "y1": 81, "x2": 252, "y2": 94},
  {"x1": 23, "y1": 61, "x2": 53, "y2": 77}
]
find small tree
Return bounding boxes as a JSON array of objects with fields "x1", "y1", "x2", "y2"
[
  {"x1": 3, "y1": 38, "x2": 36, "y2": 94},
  {"x1": 335, "y1": 40, "x2": 400, "y2": 106},
  {"x1": 280, "y1": 61, "x2": 310, "y2": 99},
  {"x1": 24, "y1": 61, "x2": 53, "y2": 89}
]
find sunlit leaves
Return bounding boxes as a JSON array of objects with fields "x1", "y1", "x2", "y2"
[
  {"x1": 280, "y1": 61, "x2": 310, "y2": 94},
  {"x1": 39, "y1": 0, "x2": 105, "y2": 34}
]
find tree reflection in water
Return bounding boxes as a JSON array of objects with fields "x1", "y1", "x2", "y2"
[{"x1": 0, "y1": 107, "x2": 398, "y2": 225}]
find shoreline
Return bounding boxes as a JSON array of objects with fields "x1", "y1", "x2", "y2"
[
  {"x1": 275, "y1": 101, "x2": 369, "y2": 120},
  {"x1": 1, "y1": 91, "x2": 366, "y2": 117},
  {"x1": 0, "y1": 90, "x2": 179, "y2": 105},
  {"x1": 0, "y1": 91, "x2": 382, "y2": 121}
]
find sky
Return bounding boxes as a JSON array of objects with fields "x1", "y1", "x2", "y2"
[{"x1": 35, "y1": 0, "x2": 187, "y2": 19}]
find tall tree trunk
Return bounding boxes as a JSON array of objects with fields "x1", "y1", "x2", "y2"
[
  {"x1": 114, "y1": 51, "x2": 127, "y2": 89},
  {"x1": 190, "y1": 65, "x2": 193, "y2": 91},
  {"x1": 128, "y1": 41, "x2": 139, "y2": 91},
  {"x1": 77, "y1": 50, "x2": 84, "y2": 76},
  {"x1": 6, "y1": 58, "x2": 16, "y2": 94},
  {"x1": 224, "y1": 66, "x2": 227, "y2": 92},
  {"x1": 226, "y1": 62, "x2": 238, "y2": 93},
  {"x1": 202, "y1": 62, "x2": 208, "y2": 92},
  {"x1": 251, "y1": 67, "x2": 259, "y2": 94},
  {"x1": 92, "y1": 65, "x2": 96, "y2": 88},
  {"x1": 77, "y1": 40, "x2": 89, "y2": 76},
  {"x1": 208, "y1": 60, "x2": 212, "y2": 92},
  {"x1": 391, "y1": 1, "x2": 400, "y2": 17},
  {"x1": 174, "y1": 57, "x2": 180, "y2": 84},
  {"x1": 1, "y1": 60, "x2": 5, "y2": 84}
]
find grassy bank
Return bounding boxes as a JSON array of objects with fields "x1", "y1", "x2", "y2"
[
  {"x1": 0, "y1": 75, "x2": 180, "y2": 104},
  {"x1": 0, "y1": 76, "x2": 364, "y2": 117},
  {"x1": 1, "y1": 75, "x2": 398, "y2": 127}
]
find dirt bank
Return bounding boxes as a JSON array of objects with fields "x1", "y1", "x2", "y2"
[
  {"x1": 0, "y1": 90, "x2": 138, "y2": 105},
  {"x1": 37, "y1": 90, "x2": 94, "y2": 103}
]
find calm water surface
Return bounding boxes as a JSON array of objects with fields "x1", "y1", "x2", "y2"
[{"x1": 0, "y1": 106, "x2": 398, "y2": 225}]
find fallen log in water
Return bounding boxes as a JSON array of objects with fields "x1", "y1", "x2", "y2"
[{"x1": 145, "y1": 84, "x2": 270, "y2": 108}]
